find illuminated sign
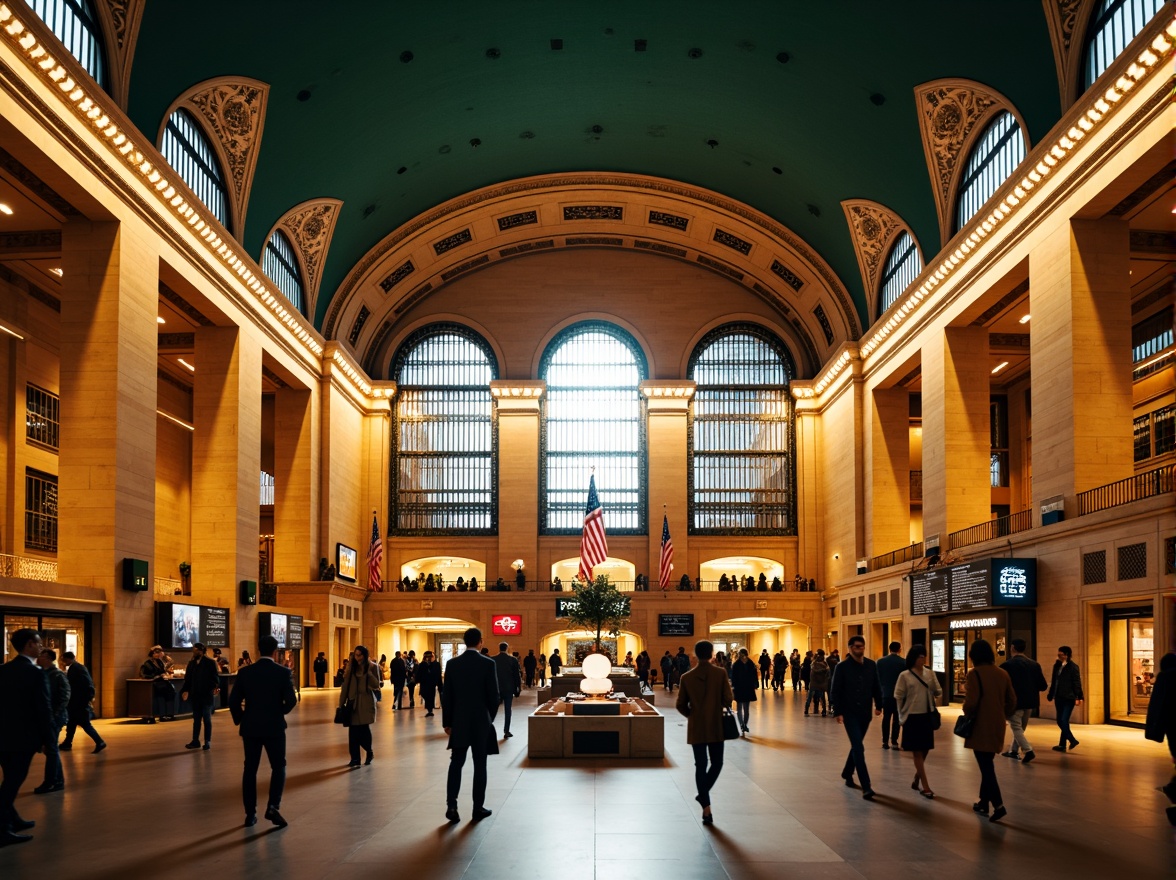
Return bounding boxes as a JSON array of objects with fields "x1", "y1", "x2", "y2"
[
  {"x1": 491, "y1": 614, "x2": 522, "y2": 636},
  {"x1": 948, "y1": 616, "x2": 999, "y2": 629},
  {"x1": 555, "y1": 598, "x2": 578, "y2": 618},
  {"x1": 910, "y1": 557, "x2": 1037, "y2": 614}
]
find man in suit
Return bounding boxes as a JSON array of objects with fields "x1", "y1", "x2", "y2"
[
  {"x1": 389, "y1": 650, "x2": 407, "y2": 709},
  {"x1": 59, "y1": 652, "x2": 106, "y2": 753},
  {"x1": 33, "y1": 648, "x2": 69, "y2": 794},
  {"x1": 876, "y1": 641, "x2": 906, "y2": 749},
  {"x1": 492, "y1": 642, "x2": 522, "y2": 737},
  {"x1": 0, "y1": 628, "x2": 55, "y2": 846},
  {"x1": 182, "y1": 642, "x2": 221, "y2": 751},
  {"x1": 441, "y1": 627, "x2": 500, "y2": 822},
  {"x1": 676, "y1": 640, "x2": 733, "y2": 826},
  {"x1": 1000, "y1": 638, "x2": 1048, "y2": 763},
  {"x1": 830, "y1": 635, "x2": 884, "y2": 800},
  {"x1": 229, "y1": 634, "x2": 297, "y2": 828}
]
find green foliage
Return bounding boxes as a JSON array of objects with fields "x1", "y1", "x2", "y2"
[{"x1": 567, "y1": 574, "x2": 631, "y2": 650}]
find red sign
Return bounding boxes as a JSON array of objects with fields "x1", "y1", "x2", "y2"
[{"x1": 491, "y1": 614, "x2": 522, "y2": 636}]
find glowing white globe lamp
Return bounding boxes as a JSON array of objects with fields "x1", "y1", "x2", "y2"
[{"x1": 580, "y1": 653, "x2": 612, "y2": 696}]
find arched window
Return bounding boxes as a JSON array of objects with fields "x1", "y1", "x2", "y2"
[
  {"x1": 1082, "y1": 0, "x2": 1165, "y2": 90},
  {"x1": 540, "y1": 323, "x2": 647, "y2": 533},
  {"x1": 262, "y1": 230, "x2": 305, "y2": 314},
  {"x1": 25, "y1": 0, "x2": 108, "y2": 90},
  {"x1": 391, "y1": 325, "x2": 498, "y2": 534},
  {"x1": 160, "y1": 108, "x2": 230, "y2": 230},
  {"x1": 688, "y1": 325, "x2": 795, "y2": 535},
  {"x1": 878, "y1": 231, "x2": 922, "y2": 315},
  {"x1": 954, "y1": 111, "x2": 1026, "y2": 233}
]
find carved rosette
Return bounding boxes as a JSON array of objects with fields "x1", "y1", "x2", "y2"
[
  {"x1": 93, "y1": 0, "x2": 146, "y2": 110},
  {"x1": 840, "y1": 199, "x2": 912, "y2": 314},
  {"x1": 271, "y1": 198, "x2": 343, "y2": 317},
  {"x1": 1042, "y1": 0, "x2": 1096, "y2": 111}
]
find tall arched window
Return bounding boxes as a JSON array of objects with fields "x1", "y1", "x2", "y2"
[
  {"x1": 878, "y1": 231, "x2": 922, "y2": 316},
  {"x1": 540, "y1": 323, "x2": 647, "y2": 533},
  {"x1": 392, "y1": 324, "x2": 497, "y2": 534},
  {"x1": 689, "y1": 324, "x2": 795, "y2": 534},
  {"x1": 262, "y1": 230, "x2": 305, "y2": 314},
  {"x1": 1082, "y1": 0, "x2": 1165, "y2": 90},
  {"x1": 160, "y1": 108, "x2": 230, "y2": 230},
  {"x1": 25, "y1": 0, "x2": 108, "y2": 90},
  {"x1": 954, "y1": 111, "x2": 1025, "y2": 233}
]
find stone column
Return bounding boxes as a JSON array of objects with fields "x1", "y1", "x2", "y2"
[
  {"x1": 273, "y1": 386, "x2": 317, "y2": 582},
  {"x1": 792, "y1": 391, "x2": 820, "y2": 584},
  {"x1": 1029, "y1": 218, "x2": 1132, "y2": 515},
  {"x1": 492, "y1": 381, "x2": 543, "y2": 584},
  {"x1": 921, "y1": 325, "x2": 991, "y2": 546},
  {"x1": 866, "y1": 386, "x2": 911, "y2": 559},
  {"x1": 58, "y1": 219, "x2": 159, "y2": 714},
  {"x1": 192, "y1": 326, "x2": 261, "y2": 645},
  {"x1": 641, "y1": 381, "x2": 694, "y2": 586}
]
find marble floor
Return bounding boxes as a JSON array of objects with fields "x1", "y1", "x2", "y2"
[{"x1": 1, "y1": 685, "x2": 1172, "y2": 879}]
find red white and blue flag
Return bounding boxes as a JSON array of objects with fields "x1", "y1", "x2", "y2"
[
  {"x1": 659, "y1": 514, "x2": 674, "y2": 590},
  {"x1": 368, "y1": 512, "x2": 383, "y2": 591},
  {"x1": 578, "y1": 474, "x2": 608, "y2": 581}
]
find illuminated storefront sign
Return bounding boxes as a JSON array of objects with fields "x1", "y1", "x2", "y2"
[
  {"x1": 948, "y1": 616, "x2": 999, "y2": 630},
  {"x1": 491, "y1": 614, "x2": 522, "y2": 636}
]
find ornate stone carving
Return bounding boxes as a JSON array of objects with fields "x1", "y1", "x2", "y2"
[
  {"x1": 272, "y1": 198, "x2": 343, "y2": 317},
  {"x1": 770, "y1": 259, "x2": 804, "y2": 292},
  {"x1": 168, "y1": 78, "x2": 270, "y2": 234},
  {"x1": 713, "y1": 229, "x2": 752, "y2": 255},
  {"x1": 841, "y1": 199, "x2": 918, "y2": 316},
  {"x1": 1042, "y1": 0, "x2": 1096, "y2": 111},
  {"x1": 94, "y1": 0, "x2": 146, "y2": 109}
]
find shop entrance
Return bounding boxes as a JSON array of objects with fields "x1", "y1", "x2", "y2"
[
  {"x1": 932, "y1": 609, "x2": 1035, "y2": 702},
  {"x1": 1104, "y1": 605, "x2": 1154, "y2": 727},
  {"x1": 949, "y1": 618, "x2": 1007, "y2": 699}
]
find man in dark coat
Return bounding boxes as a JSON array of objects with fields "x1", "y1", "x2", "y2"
[
  {"x1": 523, "y1": 649, "x2": 538, "y2": 688},
  {"x1": 182, "y1": 642, "x2": 221, "y2": 750},
  {"x1": 312, "y1": 652, "x2": 328, "y2": 688},
  {"x1": 876, "y1": 641, "x2": 905, "y2": 750},
  {"x1": 674, "y1": 647, "x2": 691, "y2": 690},
  {"x1": 389, "y1": 651, "x2": 407, "y2": 710},
  {"x1": 830, "y1": 635, "x2": 883, "y2": 799},
  {"x1": 0, "y1": 628, "x2": 55, "y2": 846},
  {"x1": 229, "y1": 634, "x2": 298, "y2": 828},
  {"x1": 1000, "y1": 638, "x2": 1048, "y2": 763},
  {"x1": 1047, "y1": 645, "x2": 1084, "y2": 751},
  {"x1": 1144, "y1": 652, "x2": 1176, "y2": 826},
  {"x1": 442, "y1": 628, "x2": 500, "y2": 822},
  {"x1": 34, "y1": 648, "x2": 69, "y2": 794},
  {"x1": 59, "y1": 651, "x2": 105, "y2": 753},
  {"x1": 492, "y1": 642, "x2": 522, "y2": 737},
  {"x1": 758, "y1": 649, "x2": 772, "y2": 690}
]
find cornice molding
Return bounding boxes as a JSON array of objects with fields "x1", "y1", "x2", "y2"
[
  {"x1": 840, "y1": 199, "x2": 921, "y2": 321},
  {"x1": 265, "y1": 197, "x2": 343, "y2": 320}
]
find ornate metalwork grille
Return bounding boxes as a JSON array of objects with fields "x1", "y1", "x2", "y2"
[
  {"x1": 1082, "y1": 550, "x2": 1107, "y2": 585},
  {"x1": 161, "y1": 108, "x2": 230, "y2": 230},
  {"x1": 954, "y1": 111, "x2": 1025, "y2": 234},
  {"x1": 1083, "y1": 0, "x2": 1165, "y2": 90},
  {"x1": 391, "y1": 325, "x2": 497, "y2": 534},
  {"x1": 540, "y1": 323, "x2": 647, "y2": 534},
  {"x1": 25, "y1": 383, "x2": 59, "y2": 449},
  {"x1": 688, "y1": 324, "x2": 795, "y2": 535},
  {"x1": 1117, "y1": 542, "x2": 1147, "y2": 580},
  {"x1": 26, "y1": 0, "x2": 107, "y2": 89},
  {"x1": 262, "y1": 230, "x2": 305, "y2": 314},
  {"x1": 24, "y1": 467, "x2": 58, "y2": 552},
  {"x1": 879, "y1": 231, "x2": 922, "y2": 315}
]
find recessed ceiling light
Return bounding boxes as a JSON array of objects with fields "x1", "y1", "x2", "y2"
[
  {"x1": 869, "y1": 93, "x2": 886, "y2": 106},
  {"x1": 177, "y1": 358, "x2": 195, "y2": 372},
  {"x1": 1018, "y1": 314, "x2": 1030, "y2": 324},
  {"x1": 157, "y1": 316, "x2": 166, "y2": 324},
  {"x1": 296, "y1": 89, "x2": 312, "y2": 102},
  {"x1": 551, "y1": 38, "x2": 563, "y2": 51},
  {"x1": 399, "y1": 51, "x2": 413, "y2": 63},
  {"x1": 776, "y1": 52, "x2": 790, "y2": 64},
  {"x1": 469, "y1": 138, "x2": 481, "y2": 147},
  {"x1": 0, "y1": 203, "x2": 12, "y2": 215},
  {"x1": 991, "y1": 361, "x2": 1009, "y2": 375},
  {"x1": 50, "y1": 267, "x2": 63, "y2": 276},
  {"x1": 485, "y1": 47, "x2": 500, "y2": 60},
  {"x1": 707, "y1": 139, "x2": 719, "y2": 148},
  {"x1": 634, "y1": 39, "x2": 647, "y2": 52},
  {"x1": 687, "y1": 47, "x2": 703, "y2": 59}
]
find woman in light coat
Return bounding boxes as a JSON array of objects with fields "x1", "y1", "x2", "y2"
[
  {"x1": 963, "y1": 639, "x2": 1017, "y2": 822},
  {"x1": 893, "y1": 644, "x2": 941, "y2": 797},
  {"x1": 339, "y1": 644, "x2": 380, "y2": 767}
]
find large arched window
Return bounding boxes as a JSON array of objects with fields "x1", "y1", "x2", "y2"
[
  {"x1": 954, "y1": 111, "x2": 1025, "y2": 233},
  {"x1": 540, "y1": 323, "x2": 647, "y2": 533},
  {"x1": 878, "y1": 231, "x2": 922, "y2": 316},
  {"x1": 1082, "y1": 0, "x2": 1165, "y2": 90},
  {"x1": 160, "y1": 108, "x2": 231, "y2": 230},
  {"x1": 25, "y1": 0, "x2": 108, "y2": 90},
  {"x1": 391, "y1": 325, "x2": 497, "y2": 534},
  {"x1": 262, "y1": 230, "x2": 305, "y2": 314},
  {"x1": 689, "y1": 324, "x2": 795, "y2": 535}
]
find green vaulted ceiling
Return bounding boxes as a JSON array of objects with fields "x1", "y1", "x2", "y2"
[{"x1": 126, "y1": 1, "x2": 1061, "y2": 332}]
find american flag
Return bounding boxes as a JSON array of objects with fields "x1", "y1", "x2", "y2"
[
  {"x1": 659, "y1": 513, "x2": 674, "y2": 590},
  {"x1": 368, "y1": 512, "x2": 382, "y2": 591},
  {"x1": 577, "y1": 474, "x2": 607, "y2": 581}
]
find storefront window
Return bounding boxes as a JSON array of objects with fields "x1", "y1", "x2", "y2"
[
  {"x1": 3, "y1": 612, "x2": 87, "y2": 666},
  {"x1": 1106, "y1": 606, "x2": 1153, "y2": 725}
]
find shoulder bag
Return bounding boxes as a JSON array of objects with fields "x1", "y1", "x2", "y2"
[
  {"x1": 910, "y1": 670, "x2": 941, "y2": 731},
  {"x1": 953, "y1": 671, "x2": 983, "y2": 738},
  {"x1": 701, "y1": 668, "x2": 740, "y2": 740},
  {"x1": 334, "y1": 703, "x2": 352, "y2": 726}
]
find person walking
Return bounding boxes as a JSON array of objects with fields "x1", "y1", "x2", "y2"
[
  {"x1": 800, "y1": 651, "x2": 812, "y2": 693},
  {"x1": 772, "y1": 650, "x2": 787, "y2": 692},
  {"x1": 963, "y1": 639, "x2": 1017, "y2": 823},
  {"x1": 492, "y1": 642, "x2": 522, "y2": 738},
  {"x1": 181, "y1": 643, "x2": 220, "y2": 751},
  {"x1": 758, "y1": 649, "x2": 772, "y2": 690},
  {"x1": 228, "y1": 634, "x2": 298, "y2": 828},
  {"x1": 523, "y1": 650, "x2": 538, "y2": 688},
  {"x1": 548, "y1": 648, "x2": 562, "y2": 678},
  {"x1": 33, "y1": 648, "x2": 69, "y2": 794},
  {"x1": 893, "y1": 644, "x2": 941, "y2": 798},
  {"x1": 59, "y1": 652, "x2": 105, "y2": 754},
  {"x1": 830, "y1": 635, "x2": 883, "y2": 800},
  {"x1": 660, "y1": 651, "x2": 675, "y2": 692},
  {"x1": 1047, "y1": 645, "x2": 1084, "y2": 752},
  {"x1": 416, "y1": 650, "x2": 442, "y2": 716},
  {"x1": 676, "y1": 640, "x2": 733, "y2": 826},
  {"x1": 1144, "y1": 652, "x2": 1176, "y2": 826},
  {"x1": 538, "y1": 652, "x2": 548, "y2": 688},
  {"x1": 313, "y1": 652, "x2": 328, "y2": 689},
  {"x1": 389, "y1": 651, "x2": 407, "y2": 710},
  {"x1": 674, "y1": 647, "x2": 691, "y2": 692},
  {"x1": 404, "y1": 650, "x2": 418, "y2": 708},
  {"x1": 338, "y1": 645, "x2": 379, "y2": 767},
  {"x1": 876, "y1": 641, "x2": 905, "y2": 750},
  {"x1": 729, "y1": 648, "x2": 759, "y2": 735},
  {"x1": 635, "y1": 651, "x2": 650, "y2": 691},
  {"x1": 806, "y1": 650, "x2": 830, "y2": 716},
  {"x1": 442, "y1": 628, "x2": 500, "y2": 822},
  {"x1": 0, "y1": 629, "x2": 54, "y2": 847},
  {"x1": 1000, "y1": 638, "x2": 1048, "y2": 763},
  {"x1": 790, "y1": 650, "x2": 802, "y2": 691}
]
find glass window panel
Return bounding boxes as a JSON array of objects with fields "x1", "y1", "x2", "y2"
[
  {"x1": 878, "y1": 231, "x2": 922, "y2": 315},
  {"x1": 24, "y1": 468, "x2": 58, "y2": 552},
  {"x1": 160, "y1": 108, "x2": 230, "y2": 230},
  {"x1": 1082, "y1": 0, "x2": 1165, "y2": 90},
  {"x1": 26, "y1": 383, "x2": 60, "y2": 449},
  {"x1": 1133, "y1": 413, "x2": 1152, "y2": 462},
  {"x1": 1154, "y1": 405, "x2": 1175, "y2": 457},
  {"x1": 262, "y1": 230, "x2": 305, "y2": 314},
  {"x1": 25, "y1": 0, "x2": 108, "y2": 89},
  {"x1": 954, "y1": 112, "x2": 1025, "y2": 233}
]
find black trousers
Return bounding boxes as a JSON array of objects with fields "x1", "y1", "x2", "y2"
[
  {"x1": 500, "y1": 694, "x2": 513, "y2": 732},
  {"x1": 881, "y1": 697, "x2": 900, "y2": 744},
  {"x1": 0, "y1": 749, "x2": 35, "y2": 829},
  {"x1": 446, "y1": 736, "x2": 489, "y2": 809},
  {"x1": 391, "y1": 678, "x2": 406, "y2": 708},
  {"x1": 691, "y1": 741, "x2": 725, "y2": 808},
  {"x1": 348, "y1": 724, "x2": 372, "y2": 762},
  {"x1": 64, "y1": 707, "x2": 103, "y2": 746},
  {"x1": 241, "y1": 734, "x2": 286, "y2": 814},
  {"x1": 974, "y1": 750, "x2": 1003, "y2": 808}
]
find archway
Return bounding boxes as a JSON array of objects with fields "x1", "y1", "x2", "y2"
[
  {"x1": 700, "y1": 556, "x2": 784, "y2": 590},
  {"x1": 377, "y1": 616, "x2": 477, "y2": 671},
  {"x1": 550, "y1": 556, "x2": 635, "y2": 589},
  {"x1": 708, "y1": 616, "x2": 810, "y2": 659},
  {"x1": 400, "y1": 556, "x2": 486, "y2": 591},
  {"x1": 538, "y1": 627, "x2": 646, "y2": 667}
]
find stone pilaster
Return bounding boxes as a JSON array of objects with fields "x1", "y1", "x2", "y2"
[
  {"x1": 492, "y1": 381, "x2": 543, "y2": 581},
  {"x1": 866, "y1": 387, "x2": 911, "y2": 558},
  {"x1": 641, "y1": 381, "x2": 694, "y2": 585},
  {"x1": 273, "y1": 386, "x2": 317, "y2": 582}
]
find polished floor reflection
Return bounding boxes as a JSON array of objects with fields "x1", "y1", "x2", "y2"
[{"x1": 1, "y1": 686, "x2": 1172, "y2": 879}]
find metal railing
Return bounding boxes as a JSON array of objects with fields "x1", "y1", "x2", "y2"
[
  {"x1": 949, "y1": 509, "x2": 1033, "y2": 550},
  {"x1": 0, "y1": 552, "x2": 58, "y2": 581},
  {"x1": 375, "y1": 578, "x2": 819, "y2": 594},
  {"x1": 154, "y1": 576, "x2": 184, "y2": 597},
  {"x1": 1077, "y1": 463, "x2": 1175, "y2": 516},
  {"x1": 870, "y1": 542, "x2": 925, "y2": 571}
]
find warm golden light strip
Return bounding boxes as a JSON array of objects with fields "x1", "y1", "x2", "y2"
[
  {"x1": 157, "y1": 409, "x2": 194, "y2": 431},
  {"x1": 331, "y1": 349, "x2": 372, "y2": 396},
  {"x1": 0, "y1": 4, "x2": 323, "y2": 359}
]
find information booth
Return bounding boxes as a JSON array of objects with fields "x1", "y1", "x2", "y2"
[{"x1": 127, "y1": 602, "x2": 233, "y2": 718}]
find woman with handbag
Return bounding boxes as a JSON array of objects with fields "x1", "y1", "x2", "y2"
[
  {"x1": 962, "y1": 639, "x2": 1017, "y2": 822},
  {"x1": 893, "y1": 644, "x2": 942, "y2": 798},
  {"x1": 676, "y1": 640, "x2": 734, "y2": 825},
  {"x1": 729, "y1": 648, "x2": 759, "y2": 735},
  {"x1": 339, "y1": 645, "x2": 380, "y2": 767}
]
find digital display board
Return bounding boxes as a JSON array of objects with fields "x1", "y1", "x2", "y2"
[
  {"x1": 336, "y1": 543, "x2": 357, "y2": 582},
  {"x1": 658, "y1": 614, "x2": 694, "y2": 637},
  {"x1": 909, "y1": 558, "x2": 1037, "y2": 614},
  {"x1": 258, "y1": 612, "x2": 304, "y2": 649},
  {"x1": 155, "y1": 602, "x2": 230, "y2": 649}
]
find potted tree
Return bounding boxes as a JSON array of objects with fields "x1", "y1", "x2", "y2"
[{"x1": 566, "y1": 574, "x2": 631, "y2": 654}]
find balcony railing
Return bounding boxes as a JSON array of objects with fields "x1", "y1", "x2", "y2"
[
  {"x1": 0, "y1": 552, "x2": 58, "y2": 581},
  {"x1": 870, "y1": 542, "x2": 925, "y2": 571},
  {"x1": 376, "y1": 578, "x2": 818, "y2": 594},
  {"x1": 949, "y1": 509, "x2": 1034, "y2": 550},
  {"x1": 1077, "y1": 463, "x2": 1175, "y2": 516}
]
